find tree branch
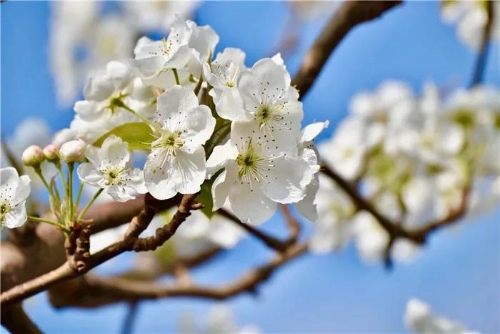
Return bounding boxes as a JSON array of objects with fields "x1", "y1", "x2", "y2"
[
  {"x1": 1, "y1": 304, "x2": 42, "y2": 334},
  {"x1": 0, "y1": 194, "x2": 198, "y2": 307},
  {"x1": 291, "y1": 0, "x2": 402, "y2": 98},
  {"x1": 44, "y1": 243, "x2": 308, "y2": 309},
  {"x1": 218, "y1": 209, "x2": 291, "y2": 252}
]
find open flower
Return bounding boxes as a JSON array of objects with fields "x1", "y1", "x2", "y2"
[
  {"x1": 144, "y1": 85, "x2": 216, "y2": 200},
  {"x1": 74, "y1": 61, "x2": 133, "y2": 122},
  {"x1": 215, "y1": 55, "x2": 303, "y2": 148},
  {"x1": 132, "y1": 17, "x2": 219, "y2": 88},
  {"x1": 208, "y1": 122, "x2": 316, "y2": 225},
  {"x1": 0, "y1": 167, "x2": 31, "y2": 228},
  {"x1": 77, "y1": 135, "x2": 147, "y2": 202}
]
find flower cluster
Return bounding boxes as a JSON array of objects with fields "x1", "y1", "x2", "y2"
[
  {"x1": 441, "y1": 0, "x2": 500, "y2": 50},
  {"x1": 310, "y1": 81, "x2": 500, "y2": 264},
  {"x1": 48, "y1": 17, "x2": 324, "y2": 227},
  {"x1": 49, "y1": 1, "x2": 198, "y2": 106}
]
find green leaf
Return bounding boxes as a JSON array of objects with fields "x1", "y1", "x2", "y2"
[
  {"x1": 154, "y1": 241, "x2": 178, "y2": 268},
  {"x1": 93, "y1": 122, "x2": 153, "y2": 151},
  {"x1": 196, "y1": 179, "x2": 215, "y2": 218}
]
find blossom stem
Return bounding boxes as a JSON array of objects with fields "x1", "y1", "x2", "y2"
[
  {"x1": 67, "y1": 163, "x2": 74, "y2": 220},
  {"x1": 119, "y1": 103, "x2": 159, "y2": 131},
  {"x1": 33, "y1": 166, "x2": 57, "y2": 200},
  {"x1": 28, "y1": 216, "x2": 69, "y2": 232},
  {"x1": 56, "y1": 162, "x2": 68, "y2": 203},
  {"x1": 74, "y1": 182, "x2": 85, "y2": 215},
  {"x1": 77, "y1": 188, "x2": 103, "y2": 222},
  {"x1": 172, "y1": 69, "x2": 181, "y2": 85}
]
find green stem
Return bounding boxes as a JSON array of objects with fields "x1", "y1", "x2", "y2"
[
  {"x1": 67, "y1": 163, "x2": 74, "y2": 221},
  {"x1": 56, "y1": 162, "x2": 68, "y2": 203},
  {"x1": 28, "y1": 216, "x2": 69, "y2": 232},
  {"x1": 33, "y1": 166, "x2": 56, "y2": 199},
  {"x1": 77, "y1": 188, "x2": 103, "y2": 222},
  {"x1": 74, "y1": 182, "x2": 85, "y2": 215},
  {"x1": 120, "y1": 103, "x2": 159, "y2": 131},
  {"x1": 172, "y1": 69, "x2": 181, "y2": 85}
]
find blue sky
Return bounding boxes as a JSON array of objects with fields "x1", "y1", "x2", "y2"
[{"x1": 1, "y1": 1, "x2": 499, "y2": 333}]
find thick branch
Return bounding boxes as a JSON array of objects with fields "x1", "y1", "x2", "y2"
[
  {"x1": 0, "y1": 194, "x2": 198, "y2": 307},
  {"x1": 291, "y1": 0, "x2": 402, "y2": 98},
  {"x1": 1, "y1": 304, "x2": 42, "y2": 334},
  {"x1": 46, "y1": 243, "x2": 308, "y2": 309}
]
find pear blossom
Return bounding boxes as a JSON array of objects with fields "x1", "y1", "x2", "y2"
[
  {"x1": 122, "y1": 1, "x2": 199, "y2": 33},
  {"x1": 215, "y1": 56, "x2": 304, "y2": 147},
  {"x1": 71, "y1": 76, "x2": 156, "y2": 144},
  {"x1": 441, "y1": 0, "x2": 500, "y2": 50},
  {"x1": 308, "y1": 174, "x2": 355, "y2": 253},
  {"x1": 318, "y1": 117, "x2": 379, "y2": 180},
  {"x1": 294, "y1": 121, "x2": 329, "y2": 221},
  {"x1": 205, "y1": 48, "x2": 248, "y2": 120},
  {"x1": 405, "y1": 298, "x2": 479, "y2": 334},
  {"x1": 77, "y1": 136, "x2": 147, "y2": 202},
  {"x1": 179, "y1": 305, "x2": 260, "y2": 334},
  {"x1": 0, "y1": 167, "x2": 31, "y2": 229},
  {"x1": 144, "y1": 86, "x2": 216, "y2": 200},
  {"x1": 352, "y1": 212, "x2": 419, "y2": 264},
  {"x1": 208, "y1": 122, "x2": 317, "y2": 225},
  {"x1": 132, "y1": 17, "x2": 219, "y2": 89},
  {"x1": 74, "y1": 61, "x2": 133, "y2": 122}
]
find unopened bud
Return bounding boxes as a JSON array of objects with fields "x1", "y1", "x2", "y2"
[
  {"x1": 22, "y1": 145, "x2": 45, "y2": 167},
  {"x1": 43, "y1": 144, "x2": 59, "y2": 161},
  {"x1": 59, "y1": 140, "x2": 86, "y2": 163}
]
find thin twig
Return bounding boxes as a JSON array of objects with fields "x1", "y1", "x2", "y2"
[
  {"x1": 218, "y1": 209, "x2": 290, "y2": 252},
  {"x1": 121, "y1": 302, "x2": 139, "y2": 334},
  {"x1": 469, "y1": 1, "x2": 494, "y2": 87}
]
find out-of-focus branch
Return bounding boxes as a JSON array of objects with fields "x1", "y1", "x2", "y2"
[
  {"x1": 121, "y1": 302, "x2": 139, "y2": 334},
  {"x1": 45, "y1": 242, "x2": 308, "y2": 309},
  {"x1": 470, "y1": 0, "x2": 494, "y2": 87},
  {"x1": 321, "y1": 165, "x2": 424, "y2": 243},
  {"x1": 291, "y1": 0, "x2": 402, "y2": 98},
  {"x1": 0, "y1": 194, "x2": 199, "y2": 307},
  {"x1": 1, "y1": 304, "x2": 42, "y2": 334},
  {"x1": 279, "y1": 204, "x2": 301, "y2": 244},
  {"x1": 322, "y1": 163, "x2": 472, "y2": 265}
]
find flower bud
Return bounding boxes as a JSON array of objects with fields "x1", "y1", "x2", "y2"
[
  {"x1": 22, "y1": 145, "x2": 45, "y2": 167},
  {"x1": 43, "y1": 144, "x2": 59, "y2": 161},
  {"x1": 59, "y1": 140, "x2": 86, "y2": 163}
]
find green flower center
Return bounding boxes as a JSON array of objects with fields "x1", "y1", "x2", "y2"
[
  {"x1": 0, "y1": 201, "x2": 12, "y2": 225},
  {"x1": 236, "y1": 139, "x2": 267, "y2": 181},
  {"x1": 152, "y1": 130, "x2": 184, "y2": 157}
]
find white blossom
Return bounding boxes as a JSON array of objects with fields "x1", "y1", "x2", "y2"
[
  {"x1": 441, "y1": 0, "x2": 500, "y2": 50},
  {"x1": 215, "y1": 55, "x2": 303, "y2": 148},
  {"x1": 122, "y1": 1, "x2": 199, "y2": 33},
  {"x1": 0, "y1": 167, "x2": 31, "y2": 229},
  {"x1": 208, "y1": 122, "x2": 317, "y2": 225},
  {"x1": 405, "y1": 298, "x2": 479, "y2": 334},
  {"x1": 179, "y1": 305, "x2": 260, "y2": 334},
  {"x1": 78, "y1": 136, "x2": 147, "y2": 202},
  {"x1": 132, "y1": 17, "x2": 219, "y2": 89},
  {"x1": 145, "y1": 86, "x2": 216, "y2": 200}
]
